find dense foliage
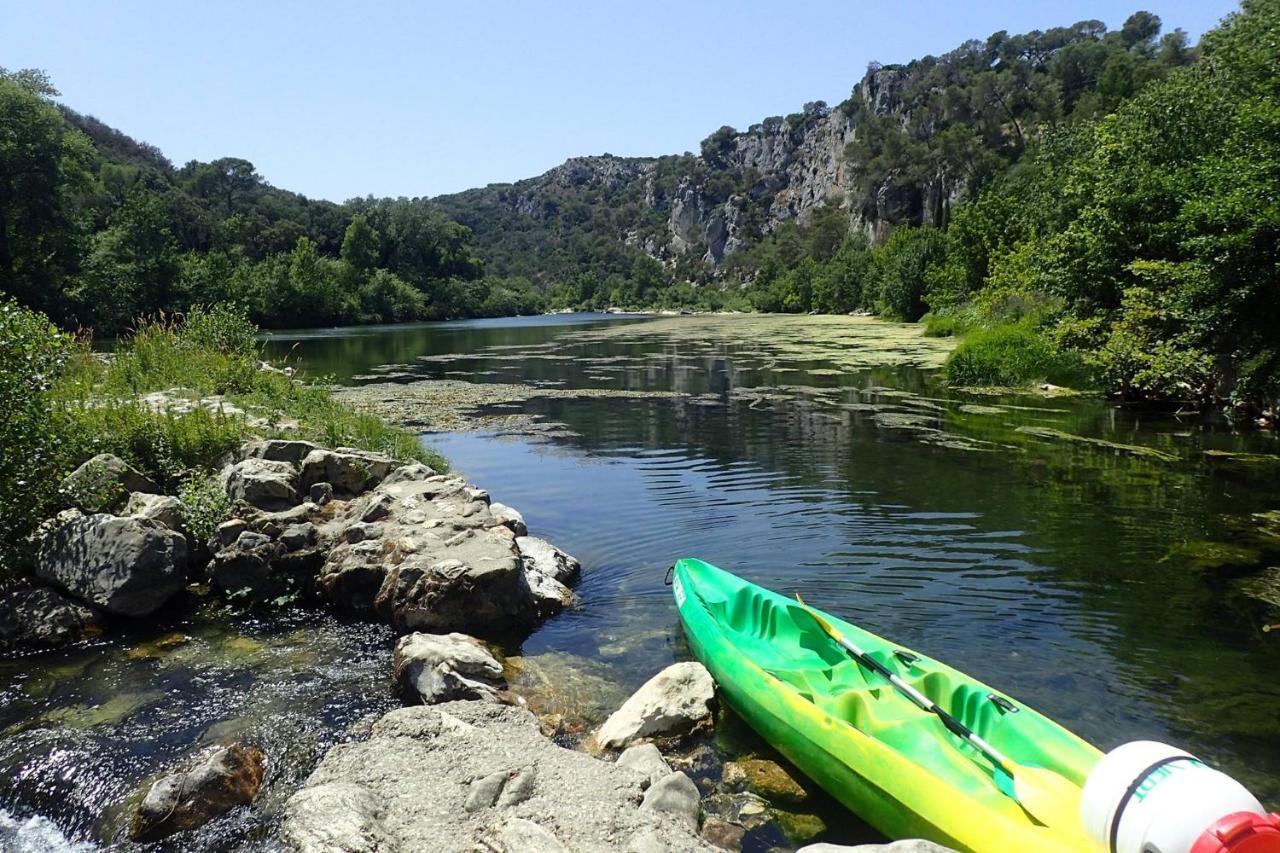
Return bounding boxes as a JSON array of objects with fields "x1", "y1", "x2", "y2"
[
  {"x1": 926, "y1": 0, "x2": 1280, "y2": 413},
  {"x1": 0, "y1": 300, "x2": 441, "y2": 581},
  {"x1": 0, "y1": 70, "x2": 543, "y2": 333}
]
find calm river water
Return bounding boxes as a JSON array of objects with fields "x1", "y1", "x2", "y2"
[{"x1": 2, "y1": 312, "x2": 1276, "y2": 851}]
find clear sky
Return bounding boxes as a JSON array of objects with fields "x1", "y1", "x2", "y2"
[{"x1": 2, "y1": 0, "x2": 1239, "y2": 202}]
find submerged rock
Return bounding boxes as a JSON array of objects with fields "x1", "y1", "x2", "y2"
[
  {"x1": 0, "y1": 586, "x2": 99, "y2": 652},
  {"x1": 595, "y1": 662, "x2": 716, "y2": 749},
  {"x1": 723, "y1": 757, "x2": 809, "y2": 806},
  {"x1": 282, "y1": 701, "x2": 715, "y2": 852},
  {"x1": 60, "y1": 453, "x2": 159, "y2": 513},
  {"x1": 130, "y1": 743, "x2": 265, "y2": 841},
  {"x1": 34, "y1": 510, "x2": 187, "y2": 616},
  {"x1": 393, "y1": 632, "x2": 506, "y2": 704}
]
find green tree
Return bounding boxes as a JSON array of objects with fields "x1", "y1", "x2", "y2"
[
  {"x1": 0, "y1": 73, "x2": 94, "y2": 322},
  {"x1": 341, "y1": 213, "x2": 380, "y2": 273}
]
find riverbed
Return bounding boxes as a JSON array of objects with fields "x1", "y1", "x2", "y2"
[{"x1": 2, "y1": 312, "x2": 1276, "y2": 851}]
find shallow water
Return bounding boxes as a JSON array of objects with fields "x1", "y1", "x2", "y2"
[
  {"x1": 3, "y1": 312, "x2": 1277, "y2": 850},
  {"x1": 275, "y1": 313, "x2": 1280, "y2": 806}
]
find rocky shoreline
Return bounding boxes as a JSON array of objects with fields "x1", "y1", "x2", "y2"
[{"x1": 0, "y1": 432, "x2": 955, "y2": 851}]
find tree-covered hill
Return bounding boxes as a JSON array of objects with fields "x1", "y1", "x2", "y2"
[
  {"x1": 1, "y1": 71, "x2": 544, "y2": 333},
  {"x1": 431, "y1": 10, "x2": 1195, "y2": 303}
]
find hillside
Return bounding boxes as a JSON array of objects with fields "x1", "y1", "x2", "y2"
[{"x1": 432, "y1": 12, "x2": 1194, "y2": 292}]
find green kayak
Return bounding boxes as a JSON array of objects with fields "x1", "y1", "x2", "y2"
[{"x1": 672, "y1": 558, "x2": 1104, "y2": 852}]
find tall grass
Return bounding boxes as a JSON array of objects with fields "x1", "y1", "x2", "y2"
[
  {"x1": 943, "y1": 324, "x2": 1095, "y2": 388},
  {"x1": 2, "y1": 303, "x2": 445, "y2": 581}
]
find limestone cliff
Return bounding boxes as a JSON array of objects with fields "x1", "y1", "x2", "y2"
[{"x1": 432, "y1": 65, "x2": 963, "y2": 278}]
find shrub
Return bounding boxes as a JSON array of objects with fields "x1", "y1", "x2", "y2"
[
  {"x1": 875, "y1": 227, "x2": 948, "y2": 321},
  {"x1": 944, "y1": 324, "x2": 1094, "y2": 388},
  {"x1": 178, "y1": 473, "x2": 232, "y2": 546},
  {"x1": 0, "y1": 300, "x2": 73, "y2": 579}
]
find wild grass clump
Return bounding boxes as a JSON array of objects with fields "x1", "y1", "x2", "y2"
[
  {"x1": 944, "y1": 324, "x2": 1095, "y2": 388},
  {"x1": 1, "y1": 301, "x2": 444, "y2": 580}
]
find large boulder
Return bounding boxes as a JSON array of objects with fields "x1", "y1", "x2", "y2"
[
  {"x1": 130, "y1": 743, "x2": 265, "y2": 841},
  {"x1": 220, "y1": 458, "x2": 300, "y2": 511},
  {"x1": 34, "y1": 510, "x2": 187, "y2": 616},
  {"x1": 316, "y1": 469, "x2": 537, "y2": 636},
  {"x1": 0, "y1": 587, "x2": 99, "y2": 652},
  {"x1": 595, "y1": 662, "x2": 716, "y2": 749},
  {"x1": 299, "y1": 448, "x2": 400, "y2": 497},
  {"x1": 281, "y1": 701, "x2": 715, "y2": 852},
  {"x1": 60, "y1": 453, "x2": 159, "y2": 513},
  {"x1": 393, "y1": 632, "x2": 506, "y2": 704},
  {"x1": 516, "y1": 536, "x2": 580, "y2": 585},
  {"x1": 206, "y1": 531, "x2": 286, "y2": 600},
  {"x1": 282, "y1": 782, "x2": 394, "y2": 853}
]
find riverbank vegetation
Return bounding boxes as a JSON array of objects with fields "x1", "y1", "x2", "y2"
[
  {"x1": 0, "y1": 69, "x2": 544, "y2": 334},
  {"x1": 0, "y1": 299, "x2": 440, "y2": 580},
  {"x1": 3, "y1": 3, "x2": 1276, "y2": 417}
]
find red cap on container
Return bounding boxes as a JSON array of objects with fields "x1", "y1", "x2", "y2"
[{"x1": 1190, "y1": 812, "x2": 1280, "y2": 853}]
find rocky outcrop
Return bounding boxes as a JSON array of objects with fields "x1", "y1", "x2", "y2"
[
  {"x1": 595, "y1": 662, "x2": 716, "y2": 749},
  {"x1": 393, "y1": 632, "x2": 507, "y2": 704},
  {"x1": 435, "y1": 66, "x2": 964, "y2": 276},
  {"x1": 130, "y1": 743, "x2": 265, "y2": 841},
  {"x1": 317, "y1": 465, "x2": 541, "y2": 635},
  {"x1": 60, "y1": 453, "x2": 159, "y2": 513},
  {"x1": 281, "y1": 701, "x2": 715, "y2": 852},
  {"x1": 0, "y1": 586, "x2": 99, "y2": 652},
  {"x1": 34, "y1": 510, "x2": 187, "y2": 616}
]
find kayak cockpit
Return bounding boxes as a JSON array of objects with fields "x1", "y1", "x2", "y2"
[{"x1": 691, "y1": 568, "x2": 1091, "y2": 793}]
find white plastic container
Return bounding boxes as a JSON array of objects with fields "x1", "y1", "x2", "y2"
[{"x1": 1080, "y1": 741, "x2": 1267, "y2": 853}]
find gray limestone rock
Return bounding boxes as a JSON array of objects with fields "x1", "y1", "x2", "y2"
[
  {"x1": 220, "y1": 457, "x2": 300, "y2": 511},
  {"x1": 34, "y1": 510, "x2": 187, "y2": 616},
  {"x1": 282, "y1": 701, "x2": 715, "y2": 852},
  {"x1": 60, "y1": 453, "x2": 159, "y2": 513},
  {"x1": 0, "y1": 586, "x2": 99, "y2": 652},
  {"x1": 393, "y1": 632, "x2": 506, "y2": 705},
  {"x1": 596, "y1": 662, "x2": 716, "y2": 749}
]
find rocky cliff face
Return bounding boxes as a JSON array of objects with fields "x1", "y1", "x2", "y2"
[{"x1": 433, "y1": 66, "x2": 963, "y2": 277}]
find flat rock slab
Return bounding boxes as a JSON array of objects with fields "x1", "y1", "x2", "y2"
[{"x1": 282, "y1": 701, "x2": 716, "y2": 853}]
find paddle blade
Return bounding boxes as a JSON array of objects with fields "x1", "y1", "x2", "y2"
[
  {"x1": 794, "y1": 594, "x2": 838, "y2": 638},
  {"x1": 1010, "y1": 763, "x2": 1083, "y2": 830}
]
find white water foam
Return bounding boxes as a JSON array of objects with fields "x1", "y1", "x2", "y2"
[{"x1": 0, "y1": 810, "x2": 96, "y2": 853}]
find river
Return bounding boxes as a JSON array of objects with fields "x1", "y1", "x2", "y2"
[{"x1": 2, "y1": 312, "x2": 1277, "y2": 851}]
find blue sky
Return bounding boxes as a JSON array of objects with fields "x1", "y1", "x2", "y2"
[{"x1": 2, "y1": 0, "x2": 1239, "y2": 202}]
